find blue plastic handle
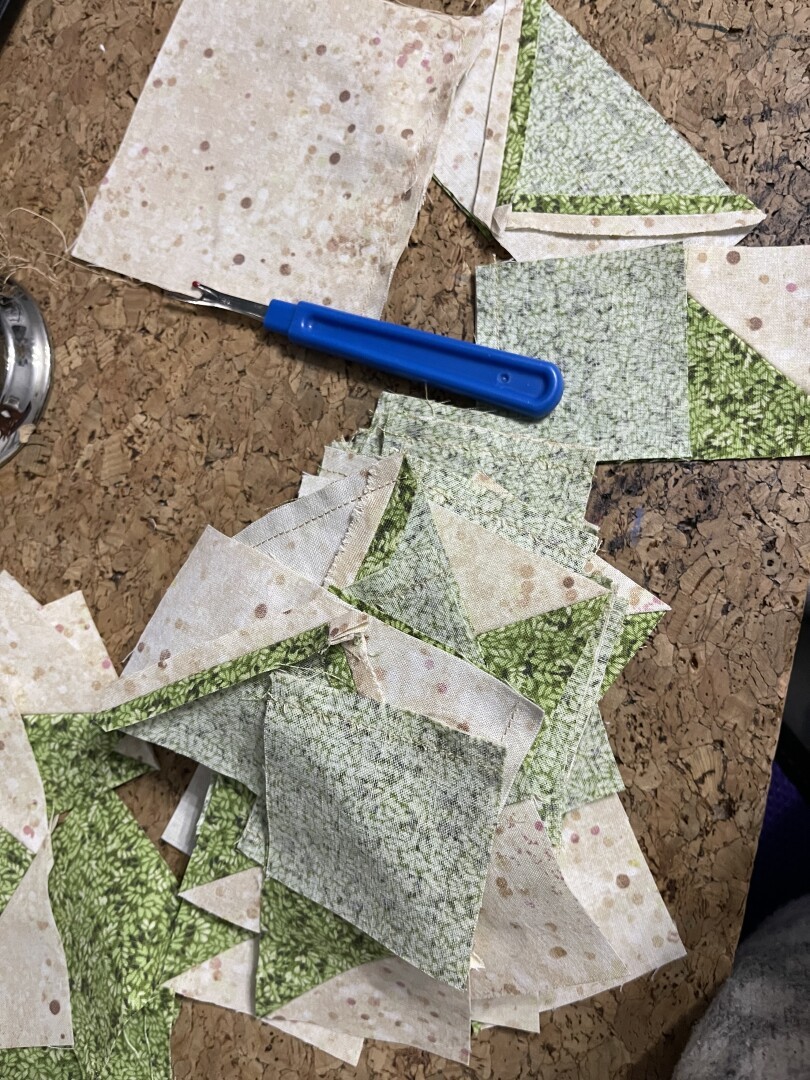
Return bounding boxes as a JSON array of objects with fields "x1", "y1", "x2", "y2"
[{"x1": 263, "y1": 300, "x2": 563, "y2": 418}]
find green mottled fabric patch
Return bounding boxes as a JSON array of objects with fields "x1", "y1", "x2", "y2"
[
  {"x1": 475, "y1": 244, "x2": 692, "y2": 462},
  {"x1": 687, "y1": 297, "x2": 810, "y2": 459},
  {"x1": 512, "y1": 3, "x2": 737, "y2": 206},
  {"x1": 255, "y1": 876, "x2": 387, "y2": 1016},
  {"x1": 262, "y1": 673, "x2": 505, "y2": 988},
  {"x1": 477, "y1": 594, "x2": 609, "y2": 715},
  {"x1": 511, "y1": 193, "x2": 756, "y2": 215},
  {"x1": 0, "y1": 827, "x2": 33, "y2": 916}
]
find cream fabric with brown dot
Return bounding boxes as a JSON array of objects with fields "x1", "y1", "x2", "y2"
[
  {"x1": 74, "y1": 0, "x2": 486, "y2": 317},
  {"x1": 686, "y1": 246, "x2": 810, "y2": 394},
  {"x1": 0, "y1": 831, "x2": 74, "y2": 1049},
  {"x1": 547, "y1": 795, "x2": 686, "y2": 1009}
]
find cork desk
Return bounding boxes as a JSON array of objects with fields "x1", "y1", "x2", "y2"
[{"x1": 2, "y1": 0, "x2": 809, "y2": 1076}]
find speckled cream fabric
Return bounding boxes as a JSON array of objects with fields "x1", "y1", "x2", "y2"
[
  {"x1": 547, "y1": 794, "x2": 685, "y2": 1008},
  {"x1": 263, "y1": 671, "x2": 506, "y2": 988},
  {"x1": 0, "y1": 831, "x2": 74, "y2": 1049},
  {"x1": 165, "y1": 938, "x2": 366, "y2": 1066},
  {"x1": 267, "y1": 955, "x2": 472, "y2": 1063},
  {"x1": 0, "y1": 693, "x2": 48, "y2": 855},
  {"x1": 685, "y1": 245, "x2": 810, "y2": 395},
  {"x1": 471, "y1": 801, "x2": 624, "y2": 1004},
  {"x1": 434, "y1": 0, "x2": 522, "y2": 227},
  {"x1": 74, "y1": 0, "x2": 485, "y2": 317}
]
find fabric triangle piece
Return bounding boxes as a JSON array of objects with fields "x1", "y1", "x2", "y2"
[
  {"x1": 685, "y1": 245, "x2": 810, "y2": 395},
  {"x1": 344, "y1": 490, "x2": 481, "y2": 662},
  {"x1": 506, "y1": 3, "x2": 751, "y2": 215},
  {"x1": 0, "y1": 831, "x2": 74, "y2": 1049},
  {"x1": 430, "y1": 500, "x2": 605, "y2": 634},
  {"x1": 181, "y1": 868, "x2": 263, "y2": 934},
  {"x1": 686, "y1": 296, "x2": 810, "y2": 460},
  {"x1": 496, "y1": 0, "x2": 763, "y2": 240},
  {"x1": 0, "y1": 693, "x2": 48, "y2": 854},
  {"x1": 266, "y1": 955, "x2": 472, "y2": 1065}
]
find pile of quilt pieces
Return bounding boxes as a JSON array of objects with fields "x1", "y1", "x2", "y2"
[
  {"x1": 2, "y1": 397, "x2": 686, "y2": 1075},
  {"x1": 73, "y1": 0, "x2": 765, "y2": 317}
]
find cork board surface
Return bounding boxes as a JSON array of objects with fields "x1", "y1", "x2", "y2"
[{"x1": 1, "y1": 0, "x2": 810, "y2": 1076}]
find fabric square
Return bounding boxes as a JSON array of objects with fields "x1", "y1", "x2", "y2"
[
  {"x1": 475, "y1": 243, "x2": 692, "y2": 460},
  {"x1": 262, "y1": 671, "x2": 506, "y2": 987},
  {"x1": 73, "y1": 0, "x2": 485, "y2": 318},
  {"x1": 508, "y1": 4, "x2": 748, "y2": 215}
]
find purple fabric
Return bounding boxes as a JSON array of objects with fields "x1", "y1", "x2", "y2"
[{"x1": 742, "y1": 761, "x2": 810, "y2": 939}]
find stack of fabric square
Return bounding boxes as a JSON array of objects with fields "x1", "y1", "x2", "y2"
[{"x1": 2, "y1": 403, "x2": 685, "y2": 1072}]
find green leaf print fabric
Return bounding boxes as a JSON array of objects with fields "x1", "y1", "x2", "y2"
[
  {"x1": 262, "y1": 672, "x2": 506, "y2": 988},
  {"x1": 22, "y1": 713, "x2": 150, "y2": 818},
  {"x1": 505, "y1": 591, "x2": 626, "y2": 837},
  {"x1": 162, "y1": 899, "x2": 252, "y2": 984},
  {"x1": 601, "y1": 611, "x2": 666, "y2": 694},
  {"x1": 687, "y1": 297, "x2": 810, "y2": 459},
  {"x1": 181, "y1": 775, "x2": 257, "y2": 893},
  {"x1": 0, "y1": 791, "x2": 179, "y2": 1080},
  {"x1": 476, "y1": 594, "x2": 609, "y2": 716},
  {"x1": 256, "y1": 877, "x2": 387, "y2": 1016}
]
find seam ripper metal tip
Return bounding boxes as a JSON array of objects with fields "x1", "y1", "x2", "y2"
[{"x1": 165, "y1": 282, "x2": 564, "y2": 418}]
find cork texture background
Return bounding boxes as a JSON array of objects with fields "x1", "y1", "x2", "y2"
[{"x1": 1, "y1": 0, "x2": 810, "y2": 1076}]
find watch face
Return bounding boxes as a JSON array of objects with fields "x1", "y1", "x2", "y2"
[{"x1": 0, "y1": 282, "x2": 53, "y2": 468}]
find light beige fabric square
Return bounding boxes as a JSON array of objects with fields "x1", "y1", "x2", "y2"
[{"x1": 74, "y1": 0, "x2": 485, "y2": 317}]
